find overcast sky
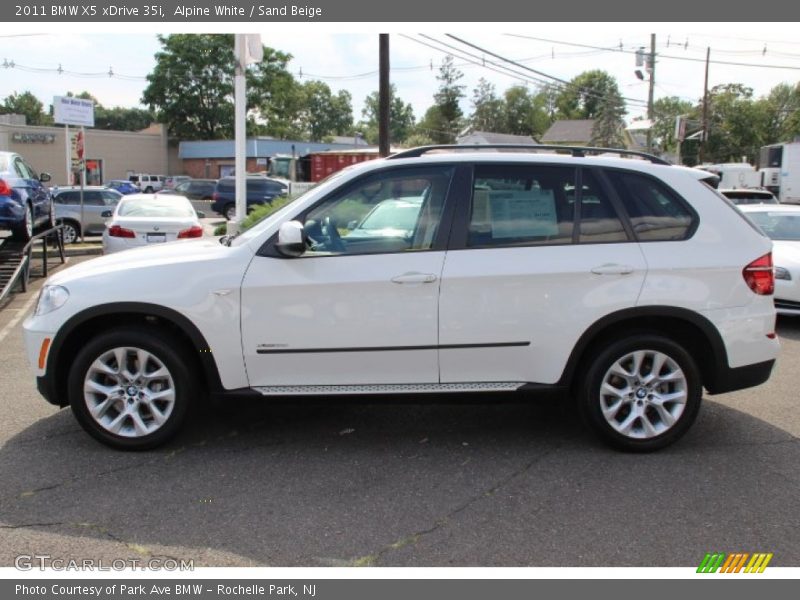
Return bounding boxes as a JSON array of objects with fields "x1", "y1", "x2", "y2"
[{"x1": 2, "y1": 23, "x2": 800, "y2": 130}]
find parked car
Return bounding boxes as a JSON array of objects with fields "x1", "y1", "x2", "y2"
[
  {"x1": 720, "y1": 189, "x2": 779, "y2": 205},
  {"x1": 101, "y1": 194, "x2": 203, "y2": 254},
  {"x1": 739, "y1": 204, "x2": 800, "y2": 316},
  {"x1": 128, "y1": 174, "x2": 164, "y2": 193},
  {"x1": 211, "y1": 177, "x2": 288, "y2": 220},
  {"x1": 0, "y1": 151, "x2": 53, "y2": 241},
  {"x1": 164, "y1": 175, "x2": 191, "y2": 190},
  {"x1": 162, "y1": 178, "x2": 217, "y2": 201},
  {"x1": 51, "y1": 187, "x2": 123, "y2": 244},
  {"x1": 24, "y1": 146, "x2": 779, "y2": 451},
  {"x1": 106, "y1": 180, "x2": 139, "y2": 195}
]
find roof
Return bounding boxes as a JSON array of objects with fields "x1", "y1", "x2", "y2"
[
  {"x1": 540, "y1": 120, "x2": 596, "y2": 144},
  {"x1": 457, "y1": 131, "x2": 538, "y2": 145},
  {"x1": 178, "y1": 138, "x2": 367, "y2": 159}
]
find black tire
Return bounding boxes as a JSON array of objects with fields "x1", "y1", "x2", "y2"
[
  {"x1": 223, "y1": 203, "x2": 235, "y2": 221},
  {"x1": 61, "y1": 220, "x2": 80, "y2": 244},
  {"x1": 144, "y1": 186, "x2": 154, "y2": 193},
  {"x1": 67, "y1": 327, "x2": 195, "y2": 450},
  {"x1": 11, "y1": 203, "x2": 33, "y2": 242},
  {"x1": 577, "y1": 333, "x2": 702, "y2": 452}
]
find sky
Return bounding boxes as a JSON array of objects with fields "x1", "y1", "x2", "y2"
[{"x1": 2, "y1": 23, "x2": 800, "y2": 131}]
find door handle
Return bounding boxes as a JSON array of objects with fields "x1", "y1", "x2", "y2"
[
  {"x1": 591, "y1": 264, "x2": 635, "y2": 275},
  {"x1": 391, "y1": 272, "x2": 438, "y2": 284}
]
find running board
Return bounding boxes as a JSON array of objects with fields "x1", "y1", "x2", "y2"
[{"x1": 253, "y1": 382, "x2": 526, "y2": 396}]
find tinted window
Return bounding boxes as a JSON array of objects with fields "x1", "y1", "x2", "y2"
[
  {"x1": 13, "y1": 157, "x2": 33, "y2": 179},
  {"x1": 578, "y1": 171, "x2": 629, "y2": 243},
  {"x1": 469, "y1": 165, "x2": 575, "y2": 247},
  {"x1": 607, "y1": 171, "x2": 694, "y2": 241},
  {"x1": 102, "y1": 191, "x2": 122, "y2": 204},
  {"x1": 55, "y1": 191, "x2": 78, "y2": 205}
]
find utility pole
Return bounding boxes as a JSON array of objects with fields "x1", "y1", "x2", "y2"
[
  {"x1": 646, "y1": 33, "x2": 656, "y2": 154},
  {"x1": 378, "y1": 34, "x2": 390, "y2": 157},
  {"x1": 700, "y1": 46, "x2": 710, "y2": 164}
]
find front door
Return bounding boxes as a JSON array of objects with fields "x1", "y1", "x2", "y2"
[{"x1": 241, "y1": 165, "x2": 456, "y2": 387}]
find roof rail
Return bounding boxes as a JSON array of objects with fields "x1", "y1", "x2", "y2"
[{"x1": 387, "y1": 144, "x2": 671, "y2": 165}]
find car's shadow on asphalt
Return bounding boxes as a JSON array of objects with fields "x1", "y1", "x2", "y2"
[{"x1": 1, "y1": 384, "x2": 798, "y2": 567}]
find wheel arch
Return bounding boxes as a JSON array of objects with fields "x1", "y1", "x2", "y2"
[
  {"x1": 559, "y1": 306, "x2": 729, "y2": 394},
  {"x1": 45, "y1": 302, "x2": 222, "y2": 407}
]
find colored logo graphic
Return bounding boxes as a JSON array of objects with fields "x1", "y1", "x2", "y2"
[{"x1": 697, "y1": 552, "x2": 773, "y2": 573}]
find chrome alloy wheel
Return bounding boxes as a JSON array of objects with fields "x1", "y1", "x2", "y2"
[
  {"x1": 599, "y1": 349, "x2": 688, "y2": 439},
  {"x1": 83, "y1": 347, "x2": 176, "y2": 438}
]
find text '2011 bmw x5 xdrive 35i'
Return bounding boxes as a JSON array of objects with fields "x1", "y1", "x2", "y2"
[{"x1": 24, "y1": 145, "x2": 779, "y2": 451}]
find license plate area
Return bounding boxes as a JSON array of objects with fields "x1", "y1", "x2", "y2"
[{"x1": 146, "y1": 233, "x2": 166, "y2": 243}]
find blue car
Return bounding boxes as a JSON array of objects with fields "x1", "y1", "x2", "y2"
[
  {"x1": 211, "y1": 177, "x2": 288, "y2": 220},
  {"x1": 0, "y1": 151, "x2": 53, "y2": 241},
  {"x1": 106, "y1": 180, "x2": 139, "y2": 195}
]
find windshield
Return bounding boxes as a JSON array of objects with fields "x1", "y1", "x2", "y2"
[
  {"x1": 745, "y1": 211, "x2": 800, "y2": 241},
  {"x1": 118, "y1": 198, "x2": 195, "y2": 218}
]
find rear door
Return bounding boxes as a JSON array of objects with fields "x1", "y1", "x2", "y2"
[{"x1": 438, "y1": 163, "x2": 648, "y2": 386}]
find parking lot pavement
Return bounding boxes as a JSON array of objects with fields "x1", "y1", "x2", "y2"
[{"x1": 0, "y1": 259, "x2": 798, "y2": 568}]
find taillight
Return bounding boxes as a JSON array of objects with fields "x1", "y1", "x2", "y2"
[
  {"x1": 0, "y1": 178, "x2": 13, "y2": 196},
  {"x1": 108, "y1": 225, "x2": 136, "y2": 238},
  {"x1": 178, "y1": 225, "x2": 203, "y2": 239},
  {"x1": 743, "y1": 253, "x2": 774, "y2": 295},
  {"x1": 212, "y1": 192, "x2": 219, "y2": 201}
]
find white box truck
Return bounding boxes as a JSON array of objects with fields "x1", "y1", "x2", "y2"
[{"x1": 759, "y1": 141, "x2": 800, "y2": 204}]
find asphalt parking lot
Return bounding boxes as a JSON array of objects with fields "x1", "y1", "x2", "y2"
[{"x1": 0, "y1": 256, "x2": 798, "y2": 568}]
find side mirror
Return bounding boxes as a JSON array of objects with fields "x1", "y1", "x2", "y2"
[
  {"x1": 275, "y1": 220, "x2": 306, "y2": 258},
  {"x1": 347, "y1": 220, "x2": 358, "y2": 229},
  {"x1": 40, "y1": 172, "x2": 51, "y2": 183},
  {"x1": 101, "y1": 210, "x2": 113, "y2": 218}
]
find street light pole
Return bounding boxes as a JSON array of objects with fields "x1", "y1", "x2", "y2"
[{"x1": 647, "y1": 34, "x2": 656, "y2": 154}]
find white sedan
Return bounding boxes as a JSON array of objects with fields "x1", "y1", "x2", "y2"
[
  {"x1": 102, "y1": 194, "x2": 204, "y2": 254},
  {"x1": 740, "y1": 204, "x2": 800, "y2": 315}
]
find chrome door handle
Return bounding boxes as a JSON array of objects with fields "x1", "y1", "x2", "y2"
[
  {"x1": 391, "y1": 272, "x2": 438, "y2": 284},
  {"x1": 591, "y1": 264, "x2": 635, "y2": 275}
]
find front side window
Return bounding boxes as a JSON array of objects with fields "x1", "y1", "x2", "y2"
[
  {"x1": 468, "y1": 165, "x2": 576, "y2": 247},
  {"x1": 607, "y1": 171, "x2": 694, "y2": 241},
  {"x1": 300, "y1": 167, "x2": 453, "y2": 256}
]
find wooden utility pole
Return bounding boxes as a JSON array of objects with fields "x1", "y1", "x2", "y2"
[
  {"x1": 378, "y1": 34, "x2": 390, "y2": 157},
  {"x1": 647, "y1": 33, "x2": 656, "y2": 153},
  {"x1": 700, "y1": 46, "x2": 710, "y2": 163}
]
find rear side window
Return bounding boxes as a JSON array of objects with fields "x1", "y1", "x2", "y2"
[
  {"x1": 468, "y1": 165, "x2": 575, "y2": 247},
  {"x1": 607, "y1": 171, "x2": 694, "y2": 241},
  {"x1": 578, "y1": 171, "x2": 628, "y2": 243}
]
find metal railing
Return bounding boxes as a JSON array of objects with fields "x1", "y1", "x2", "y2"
[{"x1": 0, "y1": 224, "x2": 66, "y2": 303}]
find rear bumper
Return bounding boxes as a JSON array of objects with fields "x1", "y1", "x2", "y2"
[{"x1": 706, "y1": 359, "x2": 775, "y2": 395}]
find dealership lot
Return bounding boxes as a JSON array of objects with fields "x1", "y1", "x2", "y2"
[{"x1": 0, "y1": 257, "x2": 798, "y2": 568}]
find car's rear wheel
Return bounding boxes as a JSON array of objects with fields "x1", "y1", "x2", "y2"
[
  {"x1": 578, "y1": 333, "x2": 702, "y2": 452},
  {"x1": 67, "y1": 327, "x2": 194, "y2": 450},
  {"x1": 61, "y1": 220, "x2": 80, "y2": 244},
  {"x1": 144, "y1": 186, "x2": 154, "y2": 193}
]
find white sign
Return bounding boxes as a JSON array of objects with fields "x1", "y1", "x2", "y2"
[
  {"x1": 53, "y1": 96, "x2": 95, "y2": 127},
  {"x1": 489, "y1": 189, "x2": 559, "y2": 239}
]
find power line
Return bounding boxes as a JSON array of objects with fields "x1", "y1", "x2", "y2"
[{"x1": 506, "y1": 34, "x2": 800, "y2": 71}]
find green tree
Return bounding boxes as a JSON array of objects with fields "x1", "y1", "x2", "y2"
[
  {"x1": 502, "y1": 85, "x2": 553, "y2": 138},
  {"x1": 704, "y1": 84, "x2": 769, "y2": 163},
  {"x1": 590, "y1": 87, "x2": 627, "y2": 148},
  {"x1": 652, "y1": 96, "x2": 696, "y2": 154},
  {"x1": 429, "y1": 56, "x2": 466, "y2": 143},
  {"x1": 556, "y1": 70, "x2": 623, "y2": 120},
  {"x1": 359, "y1": 84, "x2": 416, "y2": 144},
  {"x1": 761, "y1": 83, "x2": 800, "y2": 144},
  {"x1": 470, "y1": 78, "x2": 505, "y2": 132},
  {"x1": 297, "y1": 81, "x2": 353, "y2": 141},
  {"x1": 2, "y1": 91, "x2": 51, "y2": 125},
  {"x1": 142, "y1": 34, "x2": 296, "y2": 140}
]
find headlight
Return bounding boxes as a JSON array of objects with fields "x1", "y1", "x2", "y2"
[
  {"x1": 34, "y1": 285, "x2": 69, "y2": 316},
  {"x1": 774, "y1": 266, "x2": 791, "y2": 281}
]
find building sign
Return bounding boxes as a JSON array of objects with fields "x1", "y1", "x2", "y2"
[
  {"x1": 53, "y1": 95, "x2": 95, "y2": 127},
  {"x1": 12, "y1": 132, "x2": 56, "y2": 144}
]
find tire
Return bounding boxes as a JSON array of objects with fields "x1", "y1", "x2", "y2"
[
  {"x1": 67, "y1": 327, "x2": 195, "y2": 450},
  {"x1": 223, "y1": 203, "x2": 235, "y2": 221},
  {"x1": 61, "y1": 220, "x2": 80, "y2": 244},
  {"x1": 12, "y1": 203, "x2": 33, "y2": 242},
  {"x1": 577, "y1": 333, "x2": 702, "y2": 452}
]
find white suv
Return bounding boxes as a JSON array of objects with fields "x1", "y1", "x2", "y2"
[{"x1": 24, "y1": 146, "x2": 779, "y2": 451}]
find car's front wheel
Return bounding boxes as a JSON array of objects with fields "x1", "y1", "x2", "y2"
[
  {"x1": 12, "y1": 203, "x2": 34, "y2": 242},
  {"x1": 578, "y1": 333, "x2": 702, "y2": 452},
  {"x1": 223, "y1": 203, "x2": 236, "y2": 221},
  {"x1": 67, "y1": 327, "x2": 194, "y2": 450},
  {"x1": 61, "y1": 220, "x2": 80, "y2": 244}
]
